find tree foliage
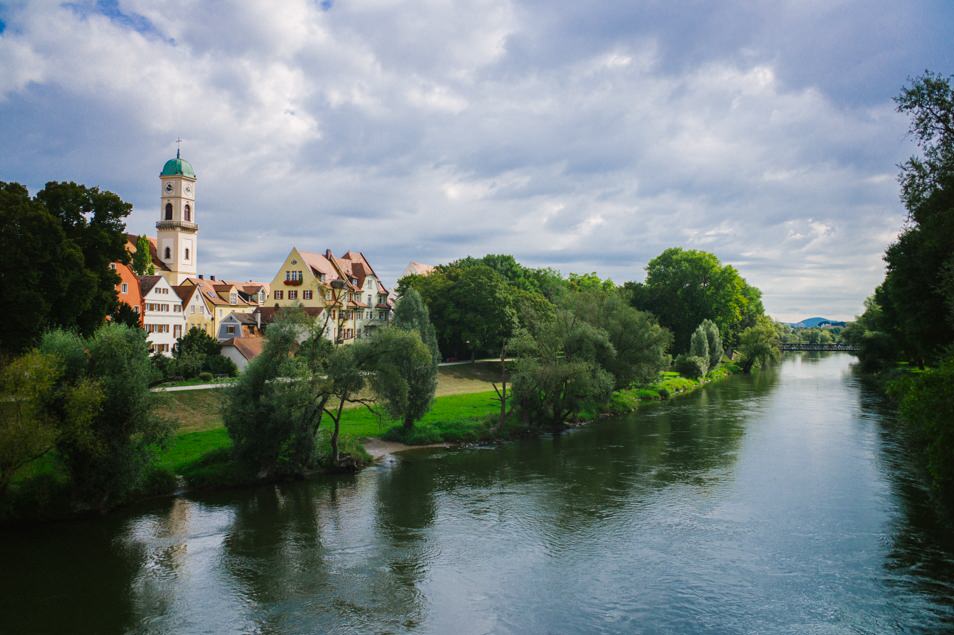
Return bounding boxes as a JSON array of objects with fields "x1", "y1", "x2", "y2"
[
  {"x1": 0, "y1": 181, "x2": 132, "y2": 355},
  {"x1": 35, "y1": 324, "x2": 170, "y2": 510},
  {"x1": 625, "y1": 247, "x2": 764, "y2": 353},
  {"x1": 132, "y1": 235, "x2": 155, "y2": 275},
  {"x1": 510, "y1": 313, "x2": 615, "y2": 429},
  {"x1": 388, "y1": 289, "x2": 440, "y2": 428},
  {"x1": 700, "y1": 319, "x2": 724, "y2": 370},
  {"x1": 737, "y1": 316, "x2": 781, "y2": 374},
  {"x1": 689, "y1": 325, "x2": 710, "y2": 375}
]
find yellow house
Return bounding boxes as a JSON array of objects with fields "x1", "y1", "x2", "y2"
[
  {"x1": 268, "y1": 247, "x2": 391, "y2": 343},
  {"x1": 173, "y1": 284, "x2": 214, "y2": 336},
  {"x1": 181, "y1": 277, "x2": 258, "y2": 338}
]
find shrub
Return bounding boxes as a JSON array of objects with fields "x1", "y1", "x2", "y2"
[
  {"x1": 674, "y1": 354, "x2": 708, "y2": 380},
  {"x1": 198, "y1": 371, "x2": 214, "y2": 382}
]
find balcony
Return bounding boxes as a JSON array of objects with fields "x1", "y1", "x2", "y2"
[
  {"x1": 284, "y1": 279, "x2": 302, "y2": 286},
  {"x1": 156, "y1": 220, "x2": 198, "y2": 231}
]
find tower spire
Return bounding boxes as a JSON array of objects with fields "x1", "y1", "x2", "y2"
[{"x1": 176, "y1": 137, "x2": 182, "y2": 159}]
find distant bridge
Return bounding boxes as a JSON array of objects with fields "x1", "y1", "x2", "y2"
[{"x1": 780, "y1": 343, "x2": 859, "y2": 352}]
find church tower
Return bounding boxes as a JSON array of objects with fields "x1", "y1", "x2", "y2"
[{"x1": 156, "y1": 148, "x2": 198, "y2": 285}]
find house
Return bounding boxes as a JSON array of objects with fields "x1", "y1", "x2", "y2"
[
  {"x1": 140, "y1": 275, "x2": 186, "y2": 356},
  {"x1": 181, "y1": 276, "x2": 258, "y2": 337},
  {"x1": 173, "y1": 284, "x2": 213, "y2": 336},
  {"x1": 220, "y1": 336, "x2": 266, "y2": 372},
  {"x1": 112, "y1": 262, "x2": 143, "y2": 325},
  {"x1": 217, "y1": 311, "x2": 262, "y2": 341},
  {"x1": 266, "y1": 247, "x2": 391, "y2": 343}
]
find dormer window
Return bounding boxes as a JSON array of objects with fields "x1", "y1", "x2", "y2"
[
  {"x1": 165, "y1": 203, "x2": 173, "y2": 220},
  {"x1": 230, "y1": 293, "x2": 237, "y2": 304},
  {"x1": 184, "y1": 204, "x2": 191, "y2": 222}
]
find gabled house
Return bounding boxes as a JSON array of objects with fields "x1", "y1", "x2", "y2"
[
  {"x1": 220, "y1": 336, "x2": 265, "y2": 372},
  {"x1": 173, "y1": 284, "x2": 213, "y2": 336},
  {"x1": 216, "y1": 311, "x2": 262, "y2": 341},
  {"x1": 140, "y1": 275, "x2": 186, "y2": 356},
  {"x1": 267, "y1": 247, "x2": 391, "y2": 343}
]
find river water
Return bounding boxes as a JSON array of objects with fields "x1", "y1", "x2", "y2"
[{"x1": 3, "y1": 353, "x2": 954, "y2": 634}]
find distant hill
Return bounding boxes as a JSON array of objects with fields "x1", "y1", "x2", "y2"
[{"x1": 791, "y1": 317, "x2": 847, "y2": 329}]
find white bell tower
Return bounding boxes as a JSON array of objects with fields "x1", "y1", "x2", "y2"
[{"x1": 156, "y1": 142, "x2": 198, "y2": 285}]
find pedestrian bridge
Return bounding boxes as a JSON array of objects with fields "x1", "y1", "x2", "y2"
[{"x1": 780, "y1": 343, "x2": 859, "y2": 352}]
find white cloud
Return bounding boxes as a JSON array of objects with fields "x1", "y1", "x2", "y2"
[{"x1": 0, "y1": 0, "x2": 938, "y2": 321}]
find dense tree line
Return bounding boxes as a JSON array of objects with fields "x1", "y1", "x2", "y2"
[
  {"x1": 844, "y1": 71, "x2": 954, "y2": 503},
  {"x1": 0, "y1": 181, "x2": 132, "y2": 357}
]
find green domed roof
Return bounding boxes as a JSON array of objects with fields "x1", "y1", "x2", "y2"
[{"x1": 161, "y1": 151, "x2": 196, "y2": 178}]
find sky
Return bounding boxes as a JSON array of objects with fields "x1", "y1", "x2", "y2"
[{"x1": 1, "y1": 1, "x2": 953, "y2": 321}]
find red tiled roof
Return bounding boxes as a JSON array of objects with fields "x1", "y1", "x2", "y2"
[{"x1": 222, "y1": 336, "x2": 265, "y2": 361}]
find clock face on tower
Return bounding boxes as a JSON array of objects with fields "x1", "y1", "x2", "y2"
[
  {"x1": 165, "y1": 182, "x2": 173, "y2": 193},
  {"x1": 185, "y1": 185, "x2": 193, "y2": 195}
]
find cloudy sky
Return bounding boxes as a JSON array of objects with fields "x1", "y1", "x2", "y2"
[{"x1": 2, "y1": 1, "x2": 953, "y2": 320}]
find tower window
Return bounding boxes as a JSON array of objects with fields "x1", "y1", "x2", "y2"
[
  {"x1": 185, "y1": 248, "x2": 190, "y2": 260},
  {"x1": 165, "y1": 203, "x2": 173, "y2": 220},
  {"x1": 164, "y1": 247, "x2": 171, "y2": 259},
  {"x1": 184, "y1": 204, "x2": 191, "y2": 222}
]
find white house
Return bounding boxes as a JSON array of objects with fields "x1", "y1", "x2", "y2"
[{"x1": 140, "y1": 275, "x2": 187, "y2": 356}]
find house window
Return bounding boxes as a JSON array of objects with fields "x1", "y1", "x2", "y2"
[
  {"x1": 288, "y1": 290, "x2": 298, "y2": 300},
  {"x1": 259, "y1": 291, "x2": 266, "y2": 303},
  {"x1": 191, "y1": 305, "x2": 196, "y2": 314},
  {"x1": 184, "y1": 204, "x2": 191, "y2": 221},
  {"x1": 121, "y1": 283, "x2": 128, "y2": 293},
  {"x1": 303, "y1": 290, "x2": 312, "y2": 300},
  {"x1": 274, "y1": 290, "x2": 284, "y2": 300},
  {"x1": 165, "y1": 203, "x2": 173, "y2": 220},
  {"x1": 174, "y1": 325, "x2": 182, "y2": 338},
  {"x1": 230, "y1": 293, "x2": 237, "y2": 304},
  {"x1": 164, "y1": 246, "x2": 171, "y2": 259},
  {"x1": 227, "y1": 325, "x2": 236, "y2": 334}
]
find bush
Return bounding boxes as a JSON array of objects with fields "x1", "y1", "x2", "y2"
[
  {"x1": 205, "y1": 354, "x2": 238, "y2": 377},
  {"x1": 674, "y1": 354, "x2": 708, "y2": 380},
  {"x1": 198, "y1": 371, "x2": 214, "y2": 382}
]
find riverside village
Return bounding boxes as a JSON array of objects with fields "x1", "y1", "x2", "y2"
[{"x1": 2, "y1": 3, "x2": 954, "y2": 632}]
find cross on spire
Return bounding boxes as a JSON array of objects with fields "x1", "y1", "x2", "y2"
[{"x1": 176, "y1": 137, "x2": 182, "y2": 159}]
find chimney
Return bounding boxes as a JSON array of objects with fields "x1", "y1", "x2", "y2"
[
  {"x1": 198, "y1": 274, "x2": 204, "y2": 279},
  {"x1": 210, "y1": 275, "x2": 216, "y2": 281}
]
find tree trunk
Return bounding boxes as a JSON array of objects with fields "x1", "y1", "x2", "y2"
[{"x1": 403, "y1": 415, "x2": 414, "y2": 431}]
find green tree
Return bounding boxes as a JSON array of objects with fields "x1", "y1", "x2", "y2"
[
  {"x1": 510, "y1": 313, "x2": 616, "y2": 429},
  {"x1": 0, "y1": 183, "x2": 89, "y2": 355},
  {"x1": 871, "y1": 72, "x2": 954, "y2": 366},
  {"x1": 626, "y1": 247, "x2": 764, "y2": 352},
  {"x1": 400, "y1": 263, "x2": 519, "y2": 360},
  {"x1": 39, "y1": 324, "x2": 170, "y2": 510},
  {"x1": 388, "y1": 289, "x2": 440, "y2": 429},
  {"x1": 368, "y1": 328, "x2": 435, "y2": 431},
  {"x1": 0, "y1": 352, "x2": 61, "y2": 495},
  {"x1": 700, "y1": 319, "x2": 724, "y2": 369},
  {"x1": 566, "y1": 288, "x2": 672, "y2": 387},
  {"x1": 689, "y1": 324, "x2": 710, "y2": 375},
  {"x1": 132, "y1": 235, "x2": 156, "y2": 275},
  {"x1": 224, "y1": 316, "x2": 317, "y2": 476},
  {"x1": 35, "y1": 182, "x2": 133, "y2": 336},
  {"x1": 737, "y1": 316, "x2": 781, "y2": 374}
]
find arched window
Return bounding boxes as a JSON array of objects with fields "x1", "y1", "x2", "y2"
[
  {"x1": 165, "y1": 203, "x2": 173, "y2": 220},
  {"x1": 185, "y1": 248, "x2": 190, "y2": 260},
  {"x1": 164, "y1": 246, "x2": 171, "y2": 259},
  {"x1": 184, "y1": 204, "x2": 191, "y2": 221}
]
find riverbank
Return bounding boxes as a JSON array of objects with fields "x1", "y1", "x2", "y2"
[{"x1": 2, "y1": 361, "x2": 740, "y2": 524}]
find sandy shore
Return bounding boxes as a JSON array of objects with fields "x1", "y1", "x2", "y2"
[{"x1": 362, "y1": 438, "x2": 452, "y2": 460}]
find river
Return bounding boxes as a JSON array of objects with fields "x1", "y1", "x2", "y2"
[{"x1": 3, "y1": 353, "x2": 954, "y2": 633}]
